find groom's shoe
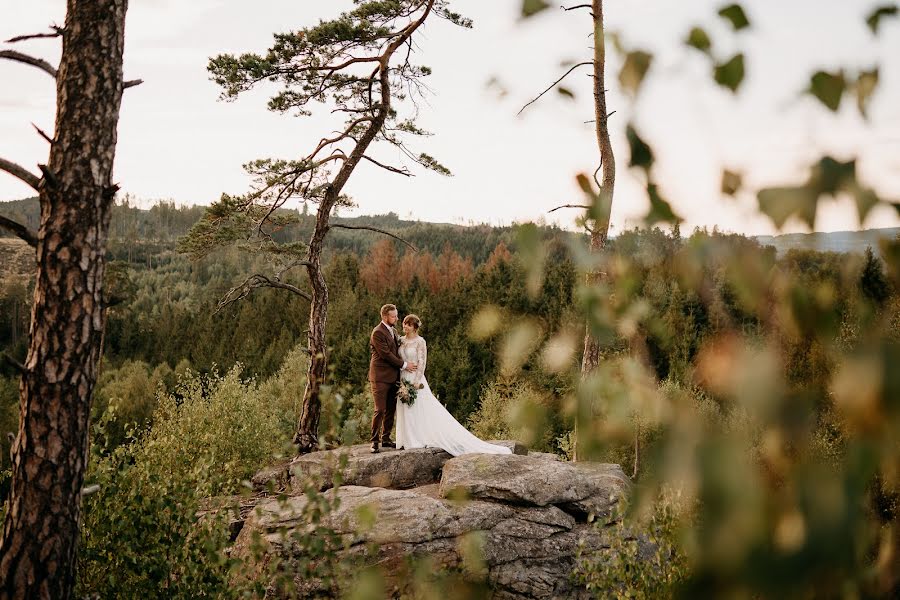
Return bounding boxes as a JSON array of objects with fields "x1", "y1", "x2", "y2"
[
  {"x1": 381, "y1": 441, "x2": 396, "y2": 449},
  {"x1": 370, "y1": 443, "x2": 379, "y2": 454}
]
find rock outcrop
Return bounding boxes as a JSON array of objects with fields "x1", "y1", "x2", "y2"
[{"x1": 232, "y1": 444, "x2": 641, "y2": 599}]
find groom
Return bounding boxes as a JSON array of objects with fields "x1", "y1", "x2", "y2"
[{"x1": 369, "y1": 304, "x2": 417, "y2": 453}]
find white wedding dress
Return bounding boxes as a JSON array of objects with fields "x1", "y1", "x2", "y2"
[{"x1": 396, "y1": 335, "x2": 512, "y2": 457}]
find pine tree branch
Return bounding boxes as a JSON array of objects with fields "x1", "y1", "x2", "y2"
[
  {"x1": 2, "y1": 352, "x2": 26, "y2": 374},
  {"x1": 0, "y1": 215, "x2": 38, "y2": 248},
  {"x1": 215, "y1": 273, "x2": 311, "y2": 313},
  {"x1": 5, "y1": 26, "x2": 64, "y2": 44},
  {"x1": 328, "y1": 223, "x2": 418, "y2": 251},
  {"x1": 548, "y1": 204, "x2": 591, "y2": 213},
  {"x1": 0, "y1": 157, "x2": 41, "y2": 191},
  {"x1": 32, "y1": 122, "x2": 54, "y2": 144},
  {"x1": 0, "y1": 49, "x2": 57, "y2": 78},
  {"x1": 518, "y1": 61, "x2": 592, "y2": 116},
  {"x1": 362, "y1": 155, "x2": 412, "y2": 176},
  {"x1": 0, "y1": 50, "x2": 141, "y2": 87}
]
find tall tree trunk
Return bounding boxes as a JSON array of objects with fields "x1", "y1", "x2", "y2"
[
  {"x1": 293, "y1": 58, "x2": 395, "y2": 453},
  {"x1": 0, "y1": 1, "x2": 128, "y2": 597},
  {"x1": 576, "y1": 0, "x2": 616, "y2": 461}
]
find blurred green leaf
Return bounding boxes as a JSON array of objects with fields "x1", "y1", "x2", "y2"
[
  {"x1": 627, "y1": 124, "x2": 654, "y2": 172},
  {"x1": 721, "y1": 169, "x2": 743, "y2": 196},
  {"x1": 515, "y1": 223, "x2": 546, "y2": 298},
  {"x1": 809, "y1": 70, "x2": 846, "y2": 111},
  {"x1": 718, "y1": 4, "x2": 751, "y2": 30},
  {"x1": 808, "y1": 156, "x2": 855, "y2": 196},
  {"x1": 758, "y1": 186, "x2": 817, "y2": 229},
  {"x1": 500, "y1": 320, "x2": 542, "y2": 374},
  {"x1": 714, "y1": 53, "x2": 745, "y2": 93},
  {"x1": 852, "y1": 185, "x2": 880, "y2": 224},
  {"x1": 557, "y1": 86, "x2": 575, "y2": 99},
  {"x1": 685, "y1": 26, "x2": 713, "y2": 53},
  {"x1": 607, "y1": 30, "x2": 625, "y2": 55},
  {"x1": 866, "y1": 4, "x2": 899, "y2": 34},
  {"x1": 855, "y1": 68, "x2": 879, "y2": 118},
  {"x1": 521, "y1": 0, "x2": 550, "y2": 17},
  {"x1": 619, "y1": 50, "x2": 653, "y2": 97},
  {"x1": 468, "y1": 305, "x2": 503, "y2": 341},
  {"x1": 646, "y1": 183, "x2": 682, "y2": 226}
]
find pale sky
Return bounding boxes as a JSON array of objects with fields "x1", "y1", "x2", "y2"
[{"x1": 1, "y1": 0, "x2": 899, "y2": 236}]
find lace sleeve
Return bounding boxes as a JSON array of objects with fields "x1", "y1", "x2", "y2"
[{"x1": 414, "y1": 338, "x2": 427, "y2": 386}]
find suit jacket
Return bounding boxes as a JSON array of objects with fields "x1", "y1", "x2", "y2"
[{"x1": 368, "y1": 323, "x2": 404, "y2": 384}]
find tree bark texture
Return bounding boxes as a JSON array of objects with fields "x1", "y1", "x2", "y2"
[{"x1": 0, "y1": 1, "x2": 128, "y2": 597}]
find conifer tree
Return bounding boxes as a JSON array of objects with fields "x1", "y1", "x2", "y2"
[{"x1": 180, "y1": 0, "x2": 470, "y2": 452}]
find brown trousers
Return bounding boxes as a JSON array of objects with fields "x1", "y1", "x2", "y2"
[{"x1": 370, "y1": 381, "x2": 398, "y2": 444}]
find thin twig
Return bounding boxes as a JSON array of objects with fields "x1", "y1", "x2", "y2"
[
  {"x1": 0, "y1": 157, "x2": 41, "y2": 191},
  {"x1": 518, "y1": 61, "x2": 592, "y2": 116},
  {"x1": 5, "y1": 26, "x2": 64, "y2": 44},
  {"x1": 0, "y1": 49, "x2": 142, "y2": 88},
  {"x1": 548, "y1": 204, "x2": 591, "y2": 214},
  {"x1": 216, "y1": 273, "x2": 312, "y2": 314},
  {"x1": 32, "y1": 122, "x2": 54, "y2": 144},
  {"x1": 2, "y1": 352, "x2": 26, "y2": 374},
  {"x1": 328, "y1": 223, "x2": 419, "y2": 251},
  {"x1": 562, "y1": 4, "x2": 592, "y2": 11},
  {"x1": 0, "y1": 49, "x2": 57, "y2": 78},
  {"x1": 362, "y1": 155, "x2": 412, "y2": 176}
]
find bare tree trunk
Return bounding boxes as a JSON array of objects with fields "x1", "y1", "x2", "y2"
[
  {"x1": 576, "y1": 0, "x2": 616, "y2": 462},
  {"x1": 0, "y1": 1, "x2": 128, "y2": 597}
]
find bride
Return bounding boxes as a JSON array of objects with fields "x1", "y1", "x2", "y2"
[{"x1": 395, "y1": 314, "x2": 511, "y2": 456}]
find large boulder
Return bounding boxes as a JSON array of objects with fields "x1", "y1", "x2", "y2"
[
  {"x1": 232, "y1": 485, "x2": 632, "y2": 599},
  {"x1": 286, "y1": 444, "x2": 451, "y2": 493},
  {"x1": 439, "y1": 453, "x2": 630, "y2": 519}
]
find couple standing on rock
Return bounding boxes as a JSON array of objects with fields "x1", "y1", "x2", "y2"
[{"x1": 368, "y1": 303, "x2": 512, "y2": 457}]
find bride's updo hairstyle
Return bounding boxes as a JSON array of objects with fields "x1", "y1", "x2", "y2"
[{"x1": 403, "y1": 314, "x2": 422, "y2": 331}]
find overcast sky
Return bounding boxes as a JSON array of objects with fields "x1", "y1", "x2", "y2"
[{"x1": 1, "y1": 0, "x2": 899, "y2": 236}]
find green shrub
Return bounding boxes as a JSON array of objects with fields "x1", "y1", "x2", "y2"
[
  {"x1": 467, "y1": 377, "x2": 563, "y2": 452},
  {"x1": 573, "y1": 491, "x2": 690, "y2": 599},
  {"x1": 78, "y1": 363, "x2": 300, "y2": 597},
  {"x1": 339, "y1": 390, "x2": 374, "y2": 446}
]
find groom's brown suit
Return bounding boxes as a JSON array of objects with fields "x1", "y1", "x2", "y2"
[{"x1": 369, "y1": 323, "x2": 404, "y2": 445}]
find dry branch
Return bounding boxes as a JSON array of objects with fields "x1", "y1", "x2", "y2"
[
  {"x1": 518, "y1": 61, "x2": 592, "y2": 116},
  {"x1": 216, "y1": 273, "x2": 312, "y2": 314},
  {"x1": 328, "y1": 223, "x2": 419, "y2": 251},
  {"x1": 0, "y1": 49, "x2": 57, "y2": 78},
  {"x1": 0, "y1": 49, "x2": 142, "y2": 88},
  {"x1": 362, "y1": 155, "x2": 412, "y2": 176},
  {"x1": 548, "y1": 204, "x2": 591, "y2": 213},
  {"x1": 5, "y1": 26, "x2": 64, "y2": 44},
  {"x1": 0, "y1": 215, "x2": 38, "y2": 248},
  {"x1": 0, "y1": 156, "x2": 41, "y2": 191}
]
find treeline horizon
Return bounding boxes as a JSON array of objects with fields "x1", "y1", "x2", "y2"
[{"x1": 2, "y1": 196, "x2": 896, "y2": 479}]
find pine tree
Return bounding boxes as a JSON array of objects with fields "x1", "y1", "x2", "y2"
[{"x1": 179, "y1": 1, "x2": 471, "y2": 452}]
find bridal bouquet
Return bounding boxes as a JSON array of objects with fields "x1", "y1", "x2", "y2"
[{"x1": 397, "y1": 380, "x2": 418, "y2": 406}]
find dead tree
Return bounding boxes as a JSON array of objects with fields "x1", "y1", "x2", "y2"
[
  {"x1": 521, "y1": 1, "x2": 616, "y2": 461},
  {"x1": 0, "y1": 1, "x2": 138, "y2": 597},
  {"x1": 181, "y1": 0, "x2": 470, "y2": 453}
]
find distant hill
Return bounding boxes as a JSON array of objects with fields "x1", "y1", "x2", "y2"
[
  {"x1": 4, "y1": 197, "x2": 896, "y2": 260},
  {"x1": 756, "y1": 227, "x2": 899, "y2": 256}
]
